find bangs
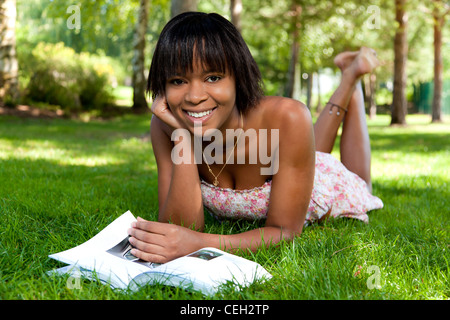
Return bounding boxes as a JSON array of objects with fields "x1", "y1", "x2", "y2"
[
  {"x1": 159, "y1": 18, "x2": 232, "y2": 80},
  {"x1": 165, "y1": 29, "x2": 231, "y2": 78}
]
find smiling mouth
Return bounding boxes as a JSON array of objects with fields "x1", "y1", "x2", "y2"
[{"x1": 184, "y1": 107, "x2": 217, "y2": 119}]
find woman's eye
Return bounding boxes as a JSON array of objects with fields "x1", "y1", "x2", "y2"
[
  {"x1": 206, "y1": 75, "x2": 221, "y2": 83},
  {"x1": 170, "y1": 79, "x2": 184, "y2": 85}
]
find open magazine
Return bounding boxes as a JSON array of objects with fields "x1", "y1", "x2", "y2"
[{"x1": 47, "y1": 211, "x2": 272, "y2": 295}]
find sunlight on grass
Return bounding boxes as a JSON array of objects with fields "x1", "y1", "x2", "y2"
[
  {"x1": 330, "y1": 114, "x2": 449, "y2": 186},
  {"x1": 367, "y1": 113, "x2": 450, "y2": 127},
  {"x1": 367, "y1": 115, "x2": 450, "y2": 182},
  {"x1": 0, "y1": 138, "x2": 126, "y2": 166},
  {"x1": 113, "y1": 85, "x2": 133, "y2": 107}
]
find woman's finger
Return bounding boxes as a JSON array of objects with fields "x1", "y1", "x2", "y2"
[
  {"x1": 150, "y1": 95, "x2": 170, "y2": 118},
  {"x1": 130, "y1": 247, "x2": 167, "y2": 264},
  {"x1": 150, "y1": 96, "x2": 182, "y2": 129},
  {"x1": 150, "y1": 95, "x2": 166, "y2": 113},
  {"x1": 133, "y1": 219, "x2": 168, "y2": 235},
  {"x1": 128, "y1": 225, "x2": 166, "y2": 244},
  {"x1": 128, "y1": 228, "x2": 168, "y2": 263},
  {"x1": 129, "y1": 234, "x2": 164, "y2": 253}
]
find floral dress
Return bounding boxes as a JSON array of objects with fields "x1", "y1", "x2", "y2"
[{"x1": 200, "y1": 151, "x2": 383, "y2": 224}]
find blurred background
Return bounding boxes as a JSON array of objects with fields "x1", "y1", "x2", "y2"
[{"x1": 1, "y1": 0, "x2": 449, "y2": 124}]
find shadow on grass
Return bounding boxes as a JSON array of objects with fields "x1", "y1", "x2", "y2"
[
  {"x1": 373, "y1": 173, "x2": 448, "y2": 212},
  {"x1": 0, "y1": 157, "x2": 159, "y2": 217},
  {"x1": 0, "y1": 114, "x2": 151, "y2": 143},
  {"x1": 370, "y1": 132, "x2": 450, "y2": 153}
]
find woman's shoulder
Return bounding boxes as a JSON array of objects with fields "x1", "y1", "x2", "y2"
[
  {"x1": 260, "y1": 95, "x2": 308, "y2": 111},
  {"x1": 255, "y1": 96, "x2": 312, "y2": 130}
]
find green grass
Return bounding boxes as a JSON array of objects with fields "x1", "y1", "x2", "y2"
[{"x1": 0, "y1": 114, "x2": 448, "y2": 300}]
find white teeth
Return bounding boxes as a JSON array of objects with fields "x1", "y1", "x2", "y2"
[{"x1": 187, "y1": 109, "x2": 213, "y2": 118}]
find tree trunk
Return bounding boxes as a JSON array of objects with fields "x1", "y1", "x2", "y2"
[
  {"x1": 285, "y1": 3, "x2": 301, "y2": 98},
  {"x1": 431, "y1": 6, "x2": 445, "y2": 123},
  {"x1": 171, "y1": 0, "x2": 198, "y2": 18},
  {"x1": 391, "y1": 0, "x2": 408, "y2": 125},
  {"x1": 0, "y1": 0, "x2": 19, "y2": 107},
  {"x1": 132, "y1": 0, "x2": 149, "y2": 112},
  {"x1": 230, "y1": 0, "x2": 242, "y2": 33}
]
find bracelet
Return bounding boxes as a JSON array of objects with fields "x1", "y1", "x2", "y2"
[{"x1": 327, "y1": 102, "x2": 347, "y2": 116}]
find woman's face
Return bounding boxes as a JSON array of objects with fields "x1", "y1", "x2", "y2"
[{"x1": 165, "y1": 60, "x2": 238, "y2": 137}]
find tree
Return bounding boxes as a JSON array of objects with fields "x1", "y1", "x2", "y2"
[
  {"x1": 132, "y1": 0, "x2": 149, "y2": 112},
  {"x1": 45, "y1": 0, "x2": 141, "y2": 57},
  {"x1": 285, "y1": 2, "x2": 302, "y2": 99},
  {"x1": 170, "y1": 0, "x2": 197, "y2": 18},
  {"x1": 0, "y1": 0, "x2": 19, "y2": 107},
  {"x1": 391, "y1": 0, "x2": 408, "y2": 125},
  {"x1": 430, "y1": 0, "x2": 449, "y2": 123},
  {"x1": 230, "y1": 0, "x2": 242, "y2": 33}
]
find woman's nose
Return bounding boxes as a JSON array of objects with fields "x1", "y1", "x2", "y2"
[{"x1": 185, "y1": 81, "x2": 208, "y2": 105}]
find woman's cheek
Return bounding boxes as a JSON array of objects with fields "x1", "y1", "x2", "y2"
[{"x1": 213, "y1": 86, "x2": 236, "y2": 107}]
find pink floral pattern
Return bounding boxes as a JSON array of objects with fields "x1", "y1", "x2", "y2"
[{"x1": 201, "y1": 151, "x2": 383, "y2": 224}]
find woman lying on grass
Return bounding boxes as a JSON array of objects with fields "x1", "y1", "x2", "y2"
[{"x1": 127, "y1": 12, "x2": 383, "y2": 263}]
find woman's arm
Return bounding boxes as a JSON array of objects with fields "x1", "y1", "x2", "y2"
[
  {"x1": 150, "y1": 115, "x2": 205, "y2": 230},
  {"x1": 128, "y1": 221, "x2": 293, "y2": 263},
  {"x1": 264, "y1": 98, "x2": 315, "y2": 237},
  {"x1": 129, "y1": 99, "x2": 315, "y2": 263}
]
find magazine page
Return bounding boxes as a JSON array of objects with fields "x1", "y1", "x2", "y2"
[
  {"x1": 206, "y1": 248, "x2": 272, "y2": 283},
  {"x1": 130, "y1": 247, "x2": 272, "y2": 295},
  {"x1": 74, "y1": 250, "x2": 152, "y2": 288},
  {"x1": 48, "y1": 241, "x2": 156, "y2": 289},
  {"x1": 48, "y1": 213, "x2": 272, "y2": 294},
  {"x1": 49, "y1": 210, "x2": 136, "y2": 265},
  {"x1": 185, "y1": 248, "x2": 272, "y2": 287},
  {"x1": 48, "y1": 211, "x2": 156, "y2": 287},
  {"x1": 130, "y1": 247, "x2": 227, "y2": 294}
]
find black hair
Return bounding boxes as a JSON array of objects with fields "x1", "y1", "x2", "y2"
[{"x1": 147, "y1": 12, "x2": 264, "y2": 114}]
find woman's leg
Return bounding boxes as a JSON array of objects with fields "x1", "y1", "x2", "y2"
[
  {"x1": 340, "y1": 81, "x2": 372, "y2": 192},
  {"x1": 314, "y1": 47, "x2": 379, "y2": 191}
]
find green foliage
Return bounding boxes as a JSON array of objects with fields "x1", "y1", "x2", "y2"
[
  {"x1": 22, "y1": 42, "x2": 116, "y2": 111},
  {"x1": 13, "y1": 0, "x2": 450, "y2": 110}
]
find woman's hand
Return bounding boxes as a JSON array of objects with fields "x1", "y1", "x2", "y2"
[
  {"x1": 127, "y1": 217, "x2": 202, "y2": 263},
  {"x1": 150, "y1": 95, "x2": 183, "y2": 130}
]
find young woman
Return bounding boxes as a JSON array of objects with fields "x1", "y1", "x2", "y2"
[{"x1": 127, "y1": 12, "x2": 383, "y2": 263}]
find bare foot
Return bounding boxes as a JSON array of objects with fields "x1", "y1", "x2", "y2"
[
  {"x1": 334, "y1": 47, "x2": 380, "y2": 78},
  {"x1": 334, "y1": 51, "x2": 359, "y2": 71}
]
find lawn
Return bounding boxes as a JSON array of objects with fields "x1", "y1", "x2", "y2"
[{"x1": 0, "y1": 113, "x2": 448, "y2": 300}]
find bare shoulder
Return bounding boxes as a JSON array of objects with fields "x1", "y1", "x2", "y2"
[
  {"x1": 258, "y1": 96, "x2": 315, "y2": 165},
  {"x1": 257, "y1": 96, "x2": 312, "y2": 132}
]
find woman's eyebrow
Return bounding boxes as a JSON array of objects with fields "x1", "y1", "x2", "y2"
[
  {"x1": 167, "y1": 71, "x2": 185, "y2": 78},
  {"x1": 201, "y1": 68, "x2": 226, "y2": 75},
  {"x1": 168, "y1": 69, "x2": 224, "y2": 78}
]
